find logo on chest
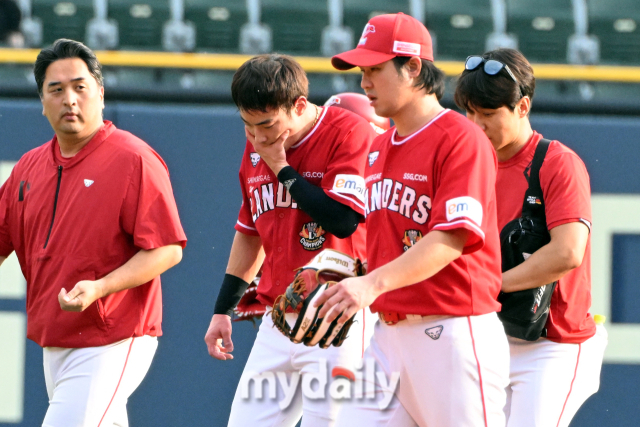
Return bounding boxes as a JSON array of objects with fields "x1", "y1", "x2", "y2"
[
  {"x1": 368, "y1": 151, "x2": 379, "y2": 167},
  {"x1": 250, "y1": 152, "x2": 261, "y2": 167},
  {"x1": 402, "y1": 229, "x2": 423, "y2": 251},
  {"x1": 299, "y1": 222, "x2": 326, "y2": 251}
]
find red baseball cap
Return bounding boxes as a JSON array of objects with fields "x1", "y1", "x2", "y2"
[{"x1": 332, "y1": 13, "x2": 434, "y2": 70}]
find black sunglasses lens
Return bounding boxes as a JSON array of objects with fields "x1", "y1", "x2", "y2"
[
  {"x1": 465, "y1": 56, "x2": 483, "y2": 71},
  {"x1": 484, "y1": 60, "x2": 504, "y2": 76}
]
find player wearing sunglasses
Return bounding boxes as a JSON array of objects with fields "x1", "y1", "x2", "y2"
[{"x1": 455, "y1": 48, "x2": 607, "y2": 427}]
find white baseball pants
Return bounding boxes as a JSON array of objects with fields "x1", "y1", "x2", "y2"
[
  {"x1": 335, "y1": 312, "x2": 511, "y2": 427},
  {"x1": 42, "y1": 335, "x2": 158, "y2": 427},
  {"x1": 505, "y1": 324, "x2": 608, "y2": 427},
  {"x1": 227, "y1": 308, "x2": 375, "y2": 427}
]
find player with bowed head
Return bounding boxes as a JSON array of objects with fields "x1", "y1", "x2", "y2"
[
  {"x1": 231, "y1": 93, "x2": 390, "y2": 323},
  {"x1": 0, "y1": 39, "x2": 186, "y2": 426},
  {"x1": 315, "y1": 13, "x2": 510, "y2": 427},
  {"x1": 454, "y1": 48, "x2": 607, "y2": 427},
  {"x1": 203, "y1": 54, "x2": 377, "y2": 426}
]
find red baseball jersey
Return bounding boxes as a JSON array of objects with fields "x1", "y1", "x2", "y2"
[
  {"x1": 365, "y1": 110, "x2": 502, "y2": 316},
  {"x1": 235, "y1": 106, "x2": 374, "y2": 305},
  {"x1": 0, "y1": 121, "x2": 186, "y2": 348},
  {"x1": 496, "y1": 131, "x2": 596, "y2": 344}
]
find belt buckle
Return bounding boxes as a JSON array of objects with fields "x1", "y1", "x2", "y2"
[{"x1": 379, "y1": 312, "x2": 400, "y2": 325}]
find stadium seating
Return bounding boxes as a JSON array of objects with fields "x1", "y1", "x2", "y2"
[
  {"x1": 343, "y1": 0, "x2": 408, "y2": 43},
  {"x1": 424, "y1": 0, "x2": 492, "y2": 60},
  {"x1": 506, "y1": 0, "x2": 575, "y2": 63},
  {"x1": 32, "y1": 0, "x2": 94, "y2": 45},
  {"x1": 109, "y1": 0, "x2": 170, "y2": 49},
  {"x1": 588, "y1": 0, "x2": 640, "y2": 64},
  {"x1": 259, "y1": 0, "x2": 328, "y2": 55},
  {"x1": 184, "y1": 0, "x2": 247, "y2": 52}
]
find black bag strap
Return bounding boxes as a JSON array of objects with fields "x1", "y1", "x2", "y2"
[{"x1": 521, "y1": 138, "x2": 551, "y2": 220}]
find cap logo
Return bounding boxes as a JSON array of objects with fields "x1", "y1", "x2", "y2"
[
  {"x1": 359, "y1": 24, "x2": 376, "y2": 45},
  {"x1": 393, "y1": 41, "x2": 421, "y2": 56}
]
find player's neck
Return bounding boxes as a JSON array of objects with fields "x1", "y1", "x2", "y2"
[
  {"x1": 56, "y1": 124, "x2": 103, "y2": 158},
  {"x1": 392, "y1": 95, "x2": 444, "y2": 137},
  {"x1": 496, "y1": 121, "x2": 533, "y2": 162},
  {"x1": 286, "y1": 103, "x2": 320, "y2": 149}
]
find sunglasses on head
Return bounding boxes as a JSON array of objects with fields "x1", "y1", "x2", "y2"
[{"x1": 465, "y1": 56, "x2": 518, "y2": 83}]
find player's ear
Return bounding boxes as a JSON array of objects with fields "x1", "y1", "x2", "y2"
[
  {"x1": 405, "y1": 57, "x2": 423, "y2": 79},
  {"x1": 516, "y1": 96, "x2": 531, "y2": 118},
  {"x1": 293, "y1": 96, "x2": 308, "y2": 117}
]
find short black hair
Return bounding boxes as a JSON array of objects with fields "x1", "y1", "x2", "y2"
[
  {"x1": 392, "y1": 57, "x2": 445, "y2": 101},
  {"x1": 34, "y1": 38, "x2": 103, "y2": 96},
  {"x1": 231, "y1": 54, "x2": 309, "y2": 113},
  {"x1": 454, "y1": 48, "x2": 535, "y2": 112}
]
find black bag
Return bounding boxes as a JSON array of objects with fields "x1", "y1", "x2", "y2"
[{"x1": 497, "y1": 139, "x2": 557, "y2": 341}]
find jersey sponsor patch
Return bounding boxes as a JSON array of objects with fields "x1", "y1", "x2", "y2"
[
  {"x1": 445, "y1": 196, "x2": 483, "y2": 226},
  {"x1": 302, "y1": 171, "x2": 324, "y2": 179},
  {"x1": 403, "y1": 173, "x2": 428, "y2": 182},
  {"x1": 299, "y1": 222, "x2": 326, "y2": 251},
  {"x1": 250, "y1": 152, "x2": 261, "y2": 167},
  {"x1": 84, "y1": 179, "x2": 94, "y2": 187},
  {"x1": 332, "y1": 174, "x2": 365, "y2": 202},
  {"x1": 368, "y1": 151, "x2": 379, "y2": 167},
  {"x1": 402, "y1": 229, "x2": 422, "y2": 251},
  {"x1": 425, "y1": 325, "x2": 443, "y2": 340}
]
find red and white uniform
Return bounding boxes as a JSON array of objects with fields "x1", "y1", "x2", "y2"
[
  {"x1": 0, "y1": 121, "x2": 186, "y2": 425},
  {"x1": 365, "y1": 110, "x2": 502, "y2": 318},
  {"x1": 497, "y1": 132, "x2": 607, "y2": 427},
  {"x1": 337, "y1": 110, "x2": 510, "y2": 427},
  {"x1": 236, "y1": 106, "x2": 368, "y2": 305},
  {"x1": 229, "y1": 106, "x2": 377, "y2": 427}
]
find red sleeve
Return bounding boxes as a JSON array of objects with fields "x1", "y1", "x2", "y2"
[
  {"x1": 234, "y1": 161, "x2": 260, "y2": 236},
  {"x1": 321, "y1": 120, "x2": 374, "y2": 215},
  {"x1": 0, "y1": 177, "x2": 14, "y2": 257},
  {"x1": 121, "y1": 150, "x2": 187, "y2": 250},
  {"x1": 540, "y1": 148, "x2": 592, "y2": 231},
  {"x1": 429, "y1": 126, "x2": 497, "y2": 253}
]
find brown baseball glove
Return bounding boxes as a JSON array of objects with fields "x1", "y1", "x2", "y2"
[{"x1": 271, "y1": 249, "x2": 362, "y2": 348}]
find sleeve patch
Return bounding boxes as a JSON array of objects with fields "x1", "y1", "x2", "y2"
[
  {"x1": 445, "y1": 196, "x2": 483, "y2": 226},
  {"x1": 332, "y1": 174, "x2": 365, "y2": 203}
]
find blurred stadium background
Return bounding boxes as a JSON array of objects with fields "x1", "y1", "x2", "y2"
[{"x1": 0, "y1": 1, "x2": 639, "y2": 426}]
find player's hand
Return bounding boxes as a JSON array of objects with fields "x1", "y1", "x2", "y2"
[
  {"x1": 58, "y1": 279, "x2": 106, "y2": 312},
  {"x1": 314, "y1": 275, "x2": 381, "y2": 325},
  {"x1": 248, "y1": 128, "x2": 290, "y2": 176},
  {"x1": 204, "y1": 314, "x2": 234, "y2": 361}
]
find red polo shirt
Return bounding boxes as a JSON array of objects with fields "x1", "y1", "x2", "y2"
[
  {"x1": 496, "y1": 131, "x2": 595, "y2": 344},
  {"x1": 0, "y1": 121, "x2": 187, "y2": 348}
]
